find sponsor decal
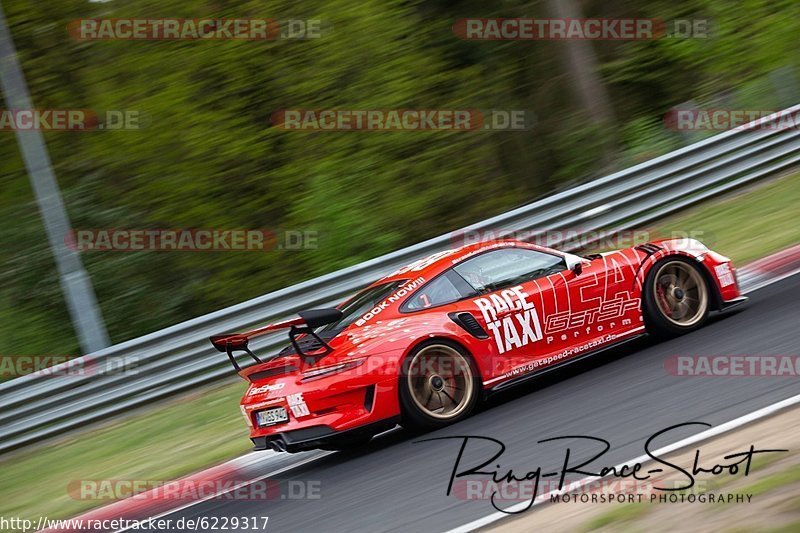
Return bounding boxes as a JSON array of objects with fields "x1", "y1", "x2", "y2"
[
  {"x1": 544, "y1": 296, "x2": 638, "y2": 341},
  {"x1": 355, "y1": 277, "x2": 425, "y2": 326},
  {"x1": 287, "y1": 392, "x2": 310, "y2": 418},
  {"x1": 473, "y1": 285, "x2": 543, "y2": 355},
  {"x1": 248, "y1": 383, "x2": 285, "y2": 396},
  {"x1": 348, "y1": 318, "x2": 411, "y2": 347},
  {"x1": 714, "y1": 263, "x2": 735, "y2": 287},
  {"x1": 495, "y1": 333, "x2": 623, "y2": 382}
]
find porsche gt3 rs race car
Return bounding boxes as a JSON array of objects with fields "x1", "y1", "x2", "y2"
[{"x1": 210, "y1": 238, "x2": 746, "y2": 453}]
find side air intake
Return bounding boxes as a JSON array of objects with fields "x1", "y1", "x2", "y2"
[
  {"x1": 448, "y1": 312, "x2": 489, "y2": 339},
  {"x1": 635, "y1": 242, "x2": 663, "y2": 255}
]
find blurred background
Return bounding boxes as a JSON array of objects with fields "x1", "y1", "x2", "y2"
[{"x1": 1, "y1": 0, "x2": 799, "y2": 356}]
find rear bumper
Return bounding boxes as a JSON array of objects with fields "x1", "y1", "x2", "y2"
[
  {"x1": 251, "y1": 416, "x2": 400, "y2": 452},
  {"x1": 244, "y1": 372, "x2": 401, "y2": 445}
]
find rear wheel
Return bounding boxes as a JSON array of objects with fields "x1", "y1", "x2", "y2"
[
  {"x1": 643, "y1": 257, "x2": 709, "y2": 338},
  {"x1": 399, "y1": 340, "x2": 480, "y2": 431}
]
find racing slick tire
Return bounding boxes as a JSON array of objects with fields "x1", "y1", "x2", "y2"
[
  {"x1": 643, "y1": 256, "x2": 710, "y2": 339},
  {"x1": 399, "y1": 339, "x2": 481, "y2": 431}
]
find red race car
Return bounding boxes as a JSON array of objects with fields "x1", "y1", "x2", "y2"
[{"x1": 210, "y1": 238, "x2": 746, "y2": 452}]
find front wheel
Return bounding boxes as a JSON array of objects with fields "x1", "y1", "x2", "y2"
[
  {"x1": 399, "y1": 340, "x2": 480, "y2": 431},
  {"x1": 643, "y1": 257, "x2": 710, "y2": 338}
]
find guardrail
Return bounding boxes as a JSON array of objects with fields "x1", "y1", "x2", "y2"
[{"x1": 1, "y1": 106, "x2": 799, "y2": 454}]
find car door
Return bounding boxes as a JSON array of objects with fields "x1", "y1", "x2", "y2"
[
  {"x1": 444, "y1": 247, "x2": 567, "y2": 378},
  {"x1": 536, "y1": 251, "x2": 642, "y2": 364}
]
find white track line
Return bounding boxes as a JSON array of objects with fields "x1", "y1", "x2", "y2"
[
  {"x1": 444, "y1": 268, "x2": 800, "y2": 533},
  {"x1": 113, "y1": 451, "x2": 332, "y2": 533},
  {"x1": 104, "y1": 267, "x2": 798, "y2": 533},
  {"x1": 444, "y1": 392, "x2": 800, "y2": 533},
  {"x1": 740, "y1": 265, "x2": 800, "y2": 294}
]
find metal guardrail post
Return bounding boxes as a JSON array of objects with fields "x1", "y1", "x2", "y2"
[{"x1": 0, "y1": 1, "x2": 110, "y2": 354}]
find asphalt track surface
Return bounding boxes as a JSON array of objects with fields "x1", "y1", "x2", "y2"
[{"x1": 152, "y1": 274, "x2": 800, "y2": 533}]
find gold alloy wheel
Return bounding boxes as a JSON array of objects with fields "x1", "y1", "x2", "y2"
[
  {"x1": 653, "y1": 260, "x2": 708, "y2": 327},
  {"x1": 407, "y1": 344, "x2": 474, "y2": 420}
]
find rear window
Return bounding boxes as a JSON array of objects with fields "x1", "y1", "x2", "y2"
[
  {"x1": 403, "y1": 274, "x2": 461, "y2": 310},
  {"x1": 401, "y1": 270, "x2": 477, "y2": 311},
  {"x1": 319, "y1": 280, "x2": 406, "y2": 332}
]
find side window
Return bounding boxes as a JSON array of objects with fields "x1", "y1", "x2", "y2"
[
  {"x1": 453, "y1": 247, "x2": 566, "y2": 293},
  {"x1": 403, "y1": 273, "x2": 464, "y2": 311}
]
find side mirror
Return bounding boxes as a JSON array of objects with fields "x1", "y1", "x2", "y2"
[{"x1": 563, "y1": 252, "x2": 585, "y2": 277}]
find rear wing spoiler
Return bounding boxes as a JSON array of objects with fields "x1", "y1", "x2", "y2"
[{"x1": 209, "y1": 308, "x2": 343, "y2": 371}]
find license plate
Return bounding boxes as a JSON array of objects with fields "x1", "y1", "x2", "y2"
[{"x1": 256, "y1": 407, "x2": 289, "y2": 427}]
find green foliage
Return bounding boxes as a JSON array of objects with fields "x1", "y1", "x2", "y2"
[
  {"x1": 0, "y1": 380, "x2": 249, "y2": 520},
  {"x1": 1, "y1": 0, "x2": 798, "y2": 354}
]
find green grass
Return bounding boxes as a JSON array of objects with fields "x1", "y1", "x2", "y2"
[
  {"x1": 2, "y1": 171, "x2": 800, "y2": 523},
  {"x1": 653, "y1": 171, "x2": 800, "y2": 264},
  {"x1": 735, "y1": 464, "x2": 800, "y2": 498},
  {"x1": 746, "y1": 448, "x2": 791, "y2": 473},
  {"x1": 583, "y1": 503, "x2": 650, "y2": 531},
  {"x1": 0, "y1": 381, "x2": 249, "y2": 521},
  {"x1": 583, "y1": 458, "x2": 800, "y2": 531},
  {"x1": 760, "y1": 521, "x2": 800, "y2": 533},
  {"x1": 709, "y1": 460, "x2": 800, "y2": 514},
  {"x1": 697, "y1": 448, "x2": 789, "y2": 494}
]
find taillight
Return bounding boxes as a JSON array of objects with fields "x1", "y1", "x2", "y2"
[{"x1": 240, "y1": 405, "x2": 254, "y2": 428}]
